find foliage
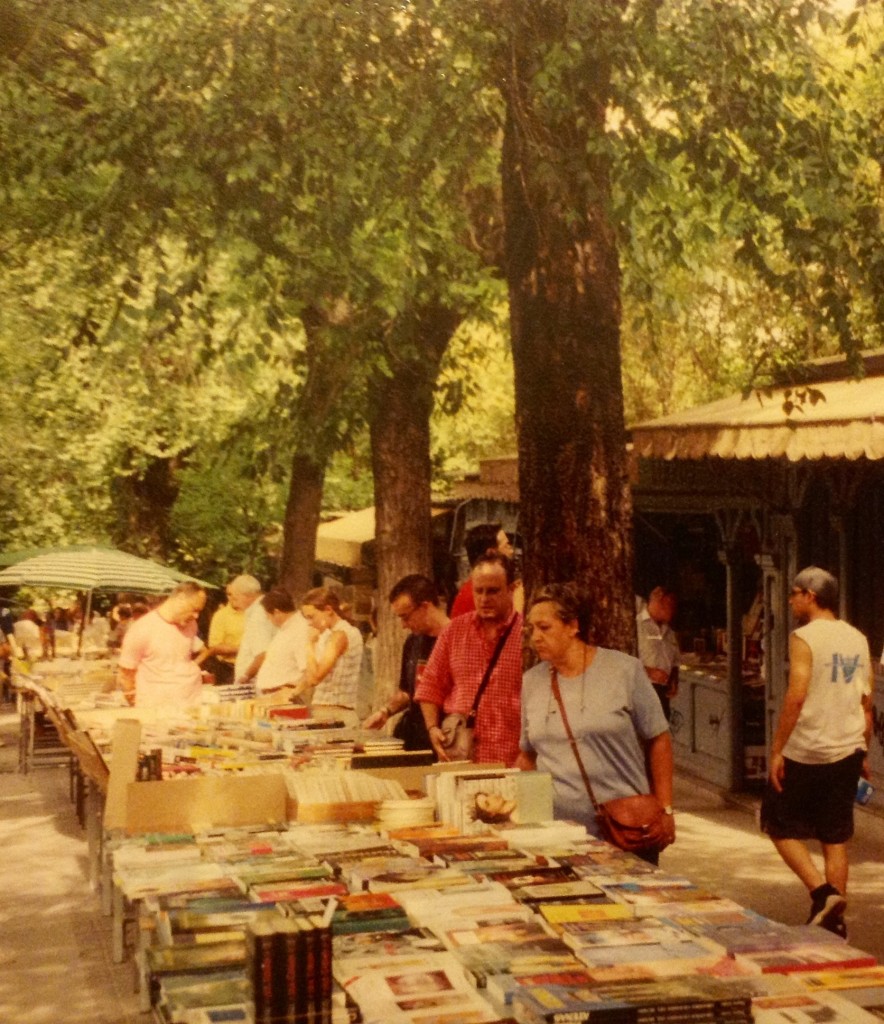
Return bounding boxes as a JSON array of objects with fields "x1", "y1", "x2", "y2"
[
  {"x1": 0, "y1": 0, "x2": 880, "y2": 590},
  {"x1": 616, "y1": 0, "x2": 883, "y2": 392}
]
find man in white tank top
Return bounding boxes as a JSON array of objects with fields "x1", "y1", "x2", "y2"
[{"x1": 761, "y1": 566, "x2": 873, "y2": 940}]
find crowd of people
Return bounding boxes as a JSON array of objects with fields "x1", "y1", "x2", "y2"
[{"x1": 2, "y1": 520, "x2": 871, "y2": 942}]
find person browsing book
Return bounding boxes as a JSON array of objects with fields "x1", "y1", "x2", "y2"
[
  {"x1": 415, "y1": 551, "x2": 523, "y2": 766},
  {"x1": 251, "y1": 587, "x2": 310, "y2": 698},
  {"x1": 362, "y1": 573, "x2": 449, "y2": 753},
  {"x1": 517, "y1": 583, "x2": 675, "y2": 857},
  {"x1": 297, "y1": 586, "x2": 363, "y2": 727},
  {"x1": 117, "y1": 582, "x2": 207, "y2": 709}
]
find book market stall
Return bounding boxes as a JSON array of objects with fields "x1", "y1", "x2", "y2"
[{"x1": 8, "y1": 670, "x2": 881, "y2": 1024}]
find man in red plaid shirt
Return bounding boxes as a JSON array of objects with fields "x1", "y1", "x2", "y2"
[{"x1": 416, "y1": 552, "x2": 523, "y2": 766}]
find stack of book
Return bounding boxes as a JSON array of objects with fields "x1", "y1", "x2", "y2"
[{"x1": 247, "y1": 908, "x2": 333, "y2": 1024}]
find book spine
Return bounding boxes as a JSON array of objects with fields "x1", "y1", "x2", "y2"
[
  {"x1": 314, "y1": 916, "x2": 333, "y2": 1024},
  {"x1": 247, "y1": 927, "x2": 276, "y2": 1024},
  {"x1": 296, "y1": 917, "x2": 313, "y2": 1024},
  {"x1": 278, "y1": 922, "x2": 300, "y2": 1024}
]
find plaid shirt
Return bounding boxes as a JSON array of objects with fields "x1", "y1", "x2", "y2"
[
  {"x1": 312, "y1": 618, "x2": 363, "y2": 709},
  {"x1": 415, "y1": 609, "x2": 523, "y2": 766}
]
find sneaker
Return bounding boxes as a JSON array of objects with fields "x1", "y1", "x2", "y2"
[
  {"x1": 807, "y1": 884, "x2": 847, "y2": 929},
  {"x1": 822, "y1": 916, "x2": 848, "y2": 940}
]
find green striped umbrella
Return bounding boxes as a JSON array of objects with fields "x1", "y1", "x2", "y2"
[{"x1": 0, "y1": 546, "x2": 211, "y2": 593}]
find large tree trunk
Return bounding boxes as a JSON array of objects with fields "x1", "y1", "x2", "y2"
[
  {"x1": 500, "y1": 5, "x2": 634, "y2": 650},
  {"x1": 278, "y1": 451, "x2": 325, "y2": 599},
  {"x1": 369, "y1": 309, "x2": 460, "y2": 700}
]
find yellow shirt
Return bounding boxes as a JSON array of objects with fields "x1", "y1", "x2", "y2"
[{"x1": 208, "y1": 603, "x2": 245, "y2": 665}]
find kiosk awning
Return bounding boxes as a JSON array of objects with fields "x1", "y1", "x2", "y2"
[{"x1": 631, "y1": 373, "x2": 884, "y2": 462}]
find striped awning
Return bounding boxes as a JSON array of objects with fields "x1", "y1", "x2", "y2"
[
  {"x1": 0, "y1": 546, "x2": 210, "y2": 593},
  {"x1": 630, "y1": 374, "x2": 884, "y2": 462}
]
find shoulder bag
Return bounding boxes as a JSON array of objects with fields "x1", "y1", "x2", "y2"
[
  {"x1": 549, "y1": 666, "x2": 665, "y2": 854},
  {"x1": 439, "y1": 617, "x2": 517, "y2": 761}
]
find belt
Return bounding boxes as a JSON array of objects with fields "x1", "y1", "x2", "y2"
[{"x1": 258, "y1": 683, "x2": 296, "y2": 695}]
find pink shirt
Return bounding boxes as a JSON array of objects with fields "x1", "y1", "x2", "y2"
[
  {"x1": 415, "y1": 610, "x2": 523, "y2": 766},
  {"x1": 119, "y1": 609, "x2": 203, "y2": 709}
]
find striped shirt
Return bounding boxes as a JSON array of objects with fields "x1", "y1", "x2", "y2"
[{"x1": 415, "y1": 610, "x2": 523, "y2": 766}]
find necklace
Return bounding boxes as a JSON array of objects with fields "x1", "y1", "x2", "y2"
[{"x1": 546, "y1": 643, "x2": 591, "y2": 719}]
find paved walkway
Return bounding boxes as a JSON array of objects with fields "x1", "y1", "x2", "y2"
[{"x1": 1, "y1": 707, "x2": 882, "y2": 1023}]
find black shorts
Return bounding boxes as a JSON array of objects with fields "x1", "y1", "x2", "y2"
[{"x1": 760, "y1": 749, "x2": 864, "y2": 845}]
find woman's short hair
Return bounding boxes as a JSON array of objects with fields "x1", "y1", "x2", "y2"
[
  {"x1": 301, "y1": 586, "x2": 346, "y2": 618},
  {"x1": 530, "y1": 582, "x2": 593, "y2": 642}
]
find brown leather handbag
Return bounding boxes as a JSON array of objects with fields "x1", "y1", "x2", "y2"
[{"x1": 549, "y1": 667, "x2": 665, "y2": 854}]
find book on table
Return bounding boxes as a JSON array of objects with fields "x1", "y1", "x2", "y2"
[
  {"x1": 751, "y1": 989, "x2": 883, "y2": 1023},
  {"x1": 734, "y1": 941, "x2": 877, "y2": 975}
]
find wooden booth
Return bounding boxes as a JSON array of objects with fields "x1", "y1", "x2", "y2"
[{"x1": 630, "y1": 350, "x2": 884, "y2": 804}]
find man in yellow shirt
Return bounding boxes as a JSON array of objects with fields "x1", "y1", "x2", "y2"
[{"x1": 197, "y1": 575, "x2": 261, "y2": 684}]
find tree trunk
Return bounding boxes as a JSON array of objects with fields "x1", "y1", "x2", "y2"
[
  {"x1": 112, "y1": 454, "x2": 184, "y2": 562},
  {"x1": 278, "y1": 451, "x2": 325, "y2": 600},
  {"x1": 369, "y1": 310, "x2": 460, "y2": 701},
  {"x1": 500, "y1": 7, "x2": 635, "y2": 651}
]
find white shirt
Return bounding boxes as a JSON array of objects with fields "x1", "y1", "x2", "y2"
[
  {"x1": 235, "y1": 597, "x2": 278, "y2": 679},
  {"x1": 784, "y1": 618, "x2": 871, "y2": 764},
  {"x1": 255, "y1": 612, "x2": 310, "y2": 693}
]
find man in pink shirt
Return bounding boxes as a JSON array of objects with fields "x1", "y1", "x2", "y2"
[
  {"x1": 117, "y1": 582, "x2": 207, "y2": 710},
  {"x1": 416, "y1": 552, "x2": 523, "y2": 766}
]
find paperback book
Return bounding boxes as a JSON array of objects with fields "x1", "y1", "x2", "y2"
[
  {"x1": 734, "y1": 941, "x2": 877, "y2": 975},
  {"x1": 751, "y1": 990, "x2": 882, "y2": 1023}
]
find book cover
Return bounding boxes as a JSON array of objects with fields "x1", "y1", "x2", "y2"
[
  {"x1": 249, "y1": 879, "x2": 348, "y2": 903},
  {"x1": 633, "y1": 897, "x2": 746, "y2": 919},
  {"x1": 539, "y1": 903, "x2": 634, "y2": 927},
  {"x1": 342, "y1": 953, "x2": 500, "y2": 1024},
  {"x1": 735, "y1": 942, "x2": 877, "y2": 975},
  {"x1": 571, "y1": 935, "x2": 729, "y2": 970},
  {"x1": 441, "y1": 918, "x2": 559, "y2": 951},
  {"x1": 334, "y1": 925, "x2": 446, "y2": 960},
  {"x1": 365, "y1": 866, "x2": 488, "y2": 894},
  {"x1": 514, "y1": 880, "x2": 608, "y2": 905},
  {"x1": 450, "y1": 771, "x2": 554, "y2": 835},
  {"x1": 558, "y1": 919, "x2": 695, "y2": 951},
  {"x1": 509, "y1": 982, "x2": 635, "y2": 1023},
  {"x1": 406, "y1": 834, "x2": 511, "y2": 858},
  {"x1": 158, "y1": 975, "x2": 251, "y2": 1013},
  {"x1": 488, "y1": 820, "x2": 588, "y2": 849},
  {"x1": 147, "y1": 940, "x2": 248, "y2": 974},
  {"x1": 800, "y1": 967, "x2": 884, "y2": 992},
  {"x1": 752, "y1": 990, "x2": 882, "y2": 1023}
]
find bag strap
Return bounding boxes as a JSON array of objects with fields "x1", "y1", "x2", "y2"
[
  {"x1": 466, "y1": 616, "x2": 517, "y2": 727},
  {"x1": 549, "y1": 667, "x2": 603, "y2": 816}
]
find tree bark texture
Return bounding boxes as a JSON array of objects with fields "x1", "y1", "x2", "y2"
[
  {"x1": 500, "y1": 3, "x2": 635, "y2": 650},
  {"x1": 279, "y1": 451, "x2": 324, "y2": 601},
  {"x1": 369, "y1": 308, "x2": 460, "y2": 696}
]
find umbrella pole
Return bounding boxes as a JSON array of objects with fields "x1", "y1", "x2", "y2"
[{"x1": 78, "y1": 590, "x2": 92, "y2": 657}]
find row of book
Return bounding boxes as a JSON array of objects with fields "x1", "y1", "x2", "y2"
[
  {"x1": 81, "y1": 710, "x2": 411, "y2": 777},
  {"x1": 108, "y1": 811, "x2": 884, "y2": 1024}
]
